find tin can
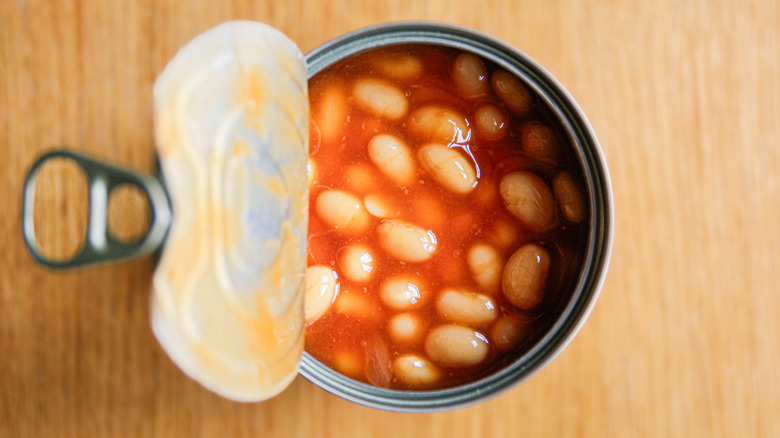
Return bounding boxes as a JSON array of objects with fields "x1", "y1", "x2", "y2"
[
  {"x1": 21, "y1": 21, "x2": 613, "y2": 412},
  {"x1": 299, "y1": 22, "x2": 613, "y2": 412}
]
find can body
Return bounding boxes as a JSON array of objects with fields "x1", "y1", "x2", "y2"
[{"x1": 299, "y1": 22, "x2": 614, "y2": 412}]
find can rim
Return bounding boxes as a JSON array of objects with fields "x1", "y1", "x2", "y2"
[{"x1": 300, "y1": 21, "x2": 615, "y2": 413}]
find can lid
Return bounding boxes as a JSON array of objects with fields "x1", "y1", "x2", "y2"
[{"x1": 150, "y1": 21, "x2": 309, "y2": 402}]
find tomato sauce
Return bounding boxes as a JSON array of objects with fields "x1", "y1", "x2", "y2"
[{"x1": 304, "y1": 44, "x2": 588, "y2": 390}]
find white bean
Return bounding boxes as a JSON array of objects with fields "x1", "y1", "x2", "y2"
[
  {"x1": 332, "y1": 350, "x2": 363, "y2": 379},
  {"x1": 502, "y1": 243, "x2": 550, "y2": 309},
  {"x1": 353, "y1": 78, "x2": 408, "y2": 120},
  {"x1": 315, "y1": 190, "x2": 371, "y2": 234},
  {"x1": 499, "y1": 171, "x2": 557, "y2": 231},
  {"x1": 553, "y1": 172, "x2": 586, "y2": 224},
  {"x1": 344, "y1": 164, "x2": 377, "y2": 194},
  {"x1": 368, "y1": 134, "x2": 416, "y2": 185},
  {"x1": 338, "y1": 245, "x2": 376, "y2": 282},
  {"x1": 392, "y1": 354, "x2": 440, "y2": 387},
  {"x1": 417, "y1": 144, "x2": 477, "y2": 194},
  {"x1": 491, "y1": 70, "x2": 533, "y2": 116},
  {"x1": 474, "y1": 104, "x2": 509, "y2": 140},
  {"x1": 467, "y1": 243, "x2": 502, "y2": 293},
  {"x1": 375, "y1": 55, "x2": 423, "y2": 80},
  {"x1": 491, "y1": 313, "x2": 528, "y2": 350},
  {"x1": 486, "y1": 218, "x2": 521, "y2": 249},
  {"x1": 380, "y1": 275, "x2": 427, "y2": 310},
  {"x1": 377, "y1": 220, "x2": 438, "y2": 262},
  {"x1": 452, "y1": 52, "x2": 489, "y2": 99},
  {"x1": 304, "y1": 265, "x2": 337, "y2": 323},
  {"x1": 334, "y1": 289, "x2": 383, "y2": 322},
  {"x1": 313, "y1": 83, "x2": 348, "y2": 143},
  {"x1": 474, "y1": 179, "x2": 499, "y2": 209},
  {"x1": 411, "y1": 192, "x2": 447, "y2": 230},
  {"x1": 363, "y1": 193, "x2": 399, "y2": 218},
  {"x1": 408, "y1": 105, "x2": 471, "y2": 144},
  {"x1": 388, "y1": 313, "x2": 425, "y2": 344},
  {"x1": 425, "y1": 324, "x2": 489, "y2": 366},
  {"x1": 435, "y1": 289, "x2": 498, "y2": 326},
  {"x1": 521, "y1": 121, "x2": 561, "y2": 165},
  {"x1": 449, "y1": 212, "x2": 479, "y2": 240}
]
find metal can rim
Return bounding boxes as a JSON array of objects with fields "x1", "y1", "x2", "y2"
[{"x1": 300, "y1": 21, "x2": 615, "y2": 413}]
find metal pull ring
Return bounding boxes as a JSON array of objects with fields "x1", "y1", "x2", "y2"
[{"x1": 22, "y1": 149, "x2": 172, "y2": 269}]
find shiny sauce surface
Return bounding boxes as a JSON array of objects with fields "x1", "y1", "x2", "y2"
[{"x1": 304, "y1": 44, "x2": 588, "y2": 390}]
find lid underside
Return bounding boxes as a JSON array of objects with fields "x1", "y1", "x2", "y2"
[{"x1": 150, "y1": 21, "x2": 310, "y2": 402}]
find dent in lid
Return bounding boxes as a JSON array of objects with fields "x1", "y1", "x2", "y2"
[{"x1": 151, "y1": 21, "x2": 309, "y2": 401}]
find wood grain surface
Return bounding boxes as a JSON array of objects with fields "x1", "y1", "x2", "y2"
[{"x1": 2, "y1": 0, "x2": 779, "y2": 436}]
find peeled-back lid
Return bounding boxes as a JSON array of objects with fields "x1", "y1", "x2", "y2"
[{"x1": 150, "y1": 21, "x2": 309, "y2": 402}]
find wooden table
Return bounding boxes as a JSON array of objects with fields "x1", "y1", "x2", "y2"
[{"x1": 2, "y1": 1, "x2": 778, "y2": 436}]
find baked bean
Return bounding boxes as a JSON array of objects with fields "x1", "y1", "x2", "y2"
[
  {"x1": 306, "y1": 45, "x2": 588, "y2": 390},
  {"x1": 313, "y1": 83, "x2": 348, "y2": 143},
  {"x1": 377, "y1": 220, "x2": 438, "y2": 262},
  {"x1": 412, "y1": 192, "x2": 447, "y2": 230},
  {"x1": 353, "y1": 78, "x2": 408, "y2": 120},
  {"x1": 316, "y1": 190, "x2": 371, "y2": 234},
  {"x1": 425, "y1": 324, "x2": 489, "y2": 366},
  {"x1": 491, "y1": 70, "x2": 533, "y2": 116},
  {"x1": 474, "y1": 179, "x2": 499, "y2": 209},
  {"x1": 449, "y1": 212, "x2": 479, "y2": 242},
  {"x1": 486, "y1": 218, "x2": 521, "y2": 249},
  {"x1": 467, "y1": 243, "x2": 502, "y2": 293},
  {"x1": 304, "y1": 266, "x2": 338, "y2": 323},
  {"x1": 408, "y1": 105, "x2": 471, "y2": 144},
  {"x1": 392, "y1": 354, "x2": 440, "y2": 387},
  {"x1": 380, "y1": 275, "x2": 427, "y2": 310},
  {"x1": 452, "y1": 52, "x2": 489, "y2": 99},
  {"x1": 332, "y1": 350, "x2": 363, "y2": 379},
  {"x1": 375, "y1": 54, "x2": 423, "y2": 80},
  {"x1": 334, "y1": 289, "x2": 382, "y2": 322},
  {"x1": 367, "y1": 134, "x2": 416, "y2": 185},
  {"x1": 364, "y1": 193, "x2": 399, "y2": 218},
  {"x1": 435, "y1": 289, "x2": 498, "y2": 326},
  {"x1": 344, "y1": 164, "x2": 378, "y2": 194},
  {"x1": 491, "y1": 313, "x2": 528, "y2": 350},
  {"x1": 417, "y1": 144, "x2": 478, "y2": 194},
  {"x1": 474, "y1": 104, "x2": 508, "y2": 140},
  {"x1": 553, "y1": 172, "x2": 586, "y2": 224},
  {"x1": 502, "y1": 243, "x2": 550, "y2": 309},
  {"x1": 338, "y1": 245, "x2": 376, "y2": 282},
  {"x1": 521, "y1": 121, "x2": 561, "y2": 165},
  {"x1": 499, "y1": 171, "x2": 557, "y2": 231},
  {"x1": 436, "y1": 248, "x2": 469, "y2": 285},
  {"x1": 388, "y1": 312, "x2": 425, "y2": 344}
]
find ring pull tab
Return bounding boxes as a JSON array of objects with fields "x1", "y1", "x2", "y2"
[{"x1": 22, "y1": 149, "x2": 172, "y2": 269}]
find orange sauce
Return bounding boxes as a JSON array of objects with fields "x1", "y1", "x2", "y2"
[{"x1": 305, "y1": 45, "x2": 588, "y2": 389}]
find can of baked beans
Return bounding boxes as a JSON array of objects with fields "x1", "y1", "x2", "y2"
[
  {"x1": 299, "y1": 22, "x2": 614, "y2": 412},
  {"x1": 21, "y1": 21, "x2": 613, "y2": 412}
]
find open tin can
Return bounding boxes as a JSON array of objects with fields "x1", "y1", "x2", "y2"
[{"x1": 22, "y1": 22, "x2": 613, "y2": 412}]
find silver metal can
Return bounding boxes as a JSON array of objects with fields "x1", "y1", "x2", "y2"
[
  {"x1": 298, "y1": 22, "x2": 614, "y2": 412},
  {"x1": 21, "y1": 21, "x2": 613, "y2": 412}
]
